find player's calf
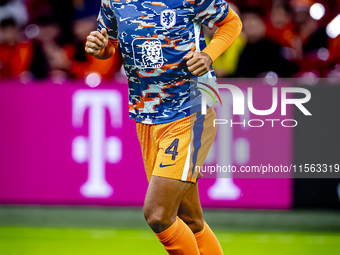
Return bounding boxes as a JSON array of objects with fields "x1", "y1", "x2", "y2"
[
  {"x1": 177, "y1": 183, "x2": 205, "y2": 234},
  {"x1": 177, "y1": 211, "x2": 204, "y2": 234}
]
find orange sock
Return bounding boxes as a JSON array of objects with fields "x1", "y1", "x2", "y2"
[
  {"x1": 194, "y1": 221, "x2": 223, "y2": 255},
  {"x1": 155, "y1": 217, "x2": 200, "y2": 255}
]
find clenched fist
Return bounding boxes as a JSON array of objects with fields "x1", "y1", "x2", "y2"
[
  {"x1": 183, "y1": 51, "x2": 212, "y2": 77},
  {"x1": 85, "y1": 28, "x2": 109, "y2": 56}
]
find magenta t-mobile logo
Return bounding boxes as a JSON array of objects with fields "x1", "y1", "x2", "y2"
[{"x1": 72, "y1": 90, "x2": 122, "y2": 198}]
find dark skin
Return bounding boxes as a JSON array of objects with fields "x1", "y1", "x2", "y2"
[
  {"x1": 85, "y1": 28, "x2": 113, "y2": 59},
  {"x1": 177, "y1": 180, "x2": 204, "y2": 234},
  {"x1": 183, "y1": 50, "x2": 212, "y2": 77},
  {"x1": 85, "y1": 28, "x2": 208, "y2": 234},
  {"x1": 85, "y1": 28, "x2": 213, "y2": 76},
  {"x1": 143, "y1": 176, "x2": 204, "y2": 234}
]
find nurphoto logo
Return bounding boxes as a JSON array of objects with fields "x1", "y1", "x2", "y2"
[{"x1": 199, "y1": 83, "x2": 312, "y2": 128}]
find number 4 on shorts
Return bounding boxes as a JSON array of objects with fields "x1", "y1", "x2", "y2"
[{"x1": 165, "y1": 138, "x2": 179, "y2": 161}]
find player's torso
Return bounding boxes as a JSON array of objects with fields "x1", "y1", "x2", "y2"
[
  {"x1": 110, "y1": 0, "x2": 197, "y2": 69},
  {"x1": 106, "y1": 0, "x2": 206, "y2": 124}
]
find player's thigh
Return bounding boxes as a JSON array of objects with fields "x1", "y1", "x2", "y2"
[
  {"x1": 144, "y1": 176, "x2": 193, "y2": 222},
  {"x1": 136, "y1": 122, "x2": 158, "y2": 182},
  {"x1": 152, "y1": 115, "x2": 196, "y2": 182},
  {"x1": 177, "y1": 183, "x2": 204, "y2": 233}
]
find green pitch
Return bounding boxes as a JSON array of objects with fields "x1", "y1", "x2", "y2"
[
  {"x1": 1, "y1": 206, "x2": 340, "y2": 255},
  {"x1": 1, "y1": 227, "x2": 340, "y2": 255}
]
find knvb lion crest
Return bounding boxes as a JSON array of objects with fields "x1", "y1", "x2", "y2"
[
  {"x1": 161, "y1": 10, "x2": 176, "y2": 29},
  {"x1": 132, "y1": 38, "x2": 164, "y2": 69},
  {"x1": 141, "y1": 40, "x2": 163, "y2": 68}
]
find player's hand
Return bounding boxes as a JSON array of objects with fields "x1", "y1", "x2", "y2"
[
  {"x1": 85, "y1": 28, "x2": 109, "y2": 56},
  {"x1": 183, "y1": 51, "x2": 212, "y2": 77}
]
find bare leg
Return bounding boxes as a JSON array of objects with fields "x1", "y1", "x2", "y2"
[
  {"x1": 143, "y1": 176, "x2": 193, "y2": 233},
  {"x1": 178, "y1": 183, "x2": 224, "y2": 255},
  {"x1": 144, "y1": 176, "x2": 201, "y2": 254},
  {"x1": 177, "y1": 182, "x2": 204, "y2": 234}
]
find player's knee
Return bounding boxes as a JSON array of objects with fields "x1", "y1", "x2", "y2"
[
  {"x1": 178, "y1": 214, "x2": 204, "y2": 233},
  {"x1": 143, "y1": 206, "x2": 174, "y2": 233}
]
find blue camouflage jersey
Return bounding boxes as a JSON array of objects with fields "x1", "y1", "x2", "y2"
[{"x1": 97, "y1": 0, "x2": 229, "y2": 124}]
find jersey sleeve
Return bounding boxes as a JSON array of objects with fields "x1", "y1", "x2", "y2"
[
  {"x1": 97, "y1": 0, "x2": 119, "y2": 40},
  {"x1": 194, "y1": 0, "x2": 229, "y2": 29},
  {"x1": 201, "y1": 8, "x2": 242, "y2": 62}
]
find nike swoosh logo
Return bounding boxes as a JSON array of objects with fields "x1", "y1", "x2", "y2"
[
  {"x1": 119, "y1": 17, "x2": 130, "y2": 22},
  {"x1": 159, "y1": 162, "x2": 175, "y2": 168}
]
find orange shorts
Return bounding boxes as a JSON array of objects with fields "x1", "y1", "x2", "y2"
[{"x1": 136, "y1": 107, "x2": 217, "y2": 183}]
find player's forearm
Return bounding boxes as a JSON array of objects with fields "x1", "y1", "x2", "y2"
[
  {"x1": 95, "y1": 39, "x2": 119, "y2": 60},
  {"x1": 202, "y1": 8, "x2": 242, "y2": 63}
]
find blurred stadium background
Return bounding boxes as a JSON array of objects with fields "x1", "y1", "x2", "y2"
[{"x1": 1, "y1": 0, "x2": 340, "y2": 254}]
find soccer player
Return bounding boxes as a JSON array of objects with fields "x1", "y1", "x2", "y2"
[{"x1": 85, "y1": 0, "x2": 242, "y2": 254}]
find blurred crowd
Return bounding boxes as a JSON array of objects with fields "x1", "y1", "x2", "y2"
[
  {"x1": 0, "y1": 0, "x2": 122, "y2": 83},
  {"x1": 0, "y1": 0, "x2": 340, "y2": 83}
]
